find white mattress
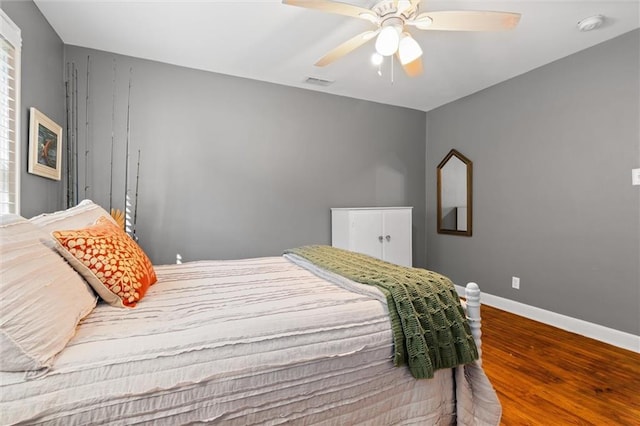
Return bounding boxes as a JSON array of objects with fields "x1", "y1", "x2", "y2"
[{"x1": 0, "y1": 256, "x2": 500, "y2": 425}]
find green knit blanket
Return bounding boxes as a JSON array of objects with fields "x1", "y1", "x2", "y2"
[{"x1": 284, "y1": 245, "x2": 478, "y2": 379}]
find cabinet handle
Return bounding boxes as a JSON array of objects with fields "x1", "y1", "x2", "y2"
[
  {"x1": 385, "y1": 235, "x2": 391, "y2": 242},
  {"x1": 378, "y1": 235, "x2": 383, "y2": 243}
]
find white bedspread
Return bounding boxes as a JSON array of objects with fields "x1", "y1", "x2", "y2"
[{"x1": 0, "y1": 256, "x2": 500, "y2": 425}]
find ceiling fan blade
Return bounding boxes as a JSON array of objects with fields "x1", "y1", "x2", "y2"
[
  {"x1": 400, "y1": 56, "x2": 423, "y2": 77},
  {"x1": 396, "y1": 0, "x2": 421, "y2": 17},
  {"x1": 315, "y1": 30, "x2": 378, "y2": 67},
  {"x1": 283, "y1": 0, "x2": 376, "y2": 21},
  {"x1": 412, "y1": 10, "x2": 521, "y2": 31}
]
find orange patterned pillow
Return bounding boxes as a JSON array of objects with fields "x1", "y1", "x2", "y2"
[{"x1": 52, "y1": 216, "x2": 157, "y2": 307}]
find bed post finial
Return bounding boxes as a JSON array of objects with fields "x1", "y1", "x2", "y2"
[{"x1": 465, "y1": 282, "x2": 483, "y2": 365}]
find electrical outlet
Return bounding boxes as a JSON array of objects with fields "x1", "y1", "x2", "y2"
[
  {"x1": 512, "y1": 276, "x2": 520, "y2": 289},
  {"x1": 633, "y1": 168, "x2": 640, "y2": 186}
]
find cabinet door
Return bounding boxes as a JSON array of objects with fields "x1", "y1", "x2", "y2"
[
  {"x1": 349, "y1": 210, "x2": 383, "y2": 260},
  {"x1": 382, "y1": 209, "x2": 412, "y2": 267}
]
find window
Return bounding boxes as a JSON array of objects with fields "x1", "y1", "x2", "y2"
[{"x1": 0, "y1": 10, "x2": 21, "y2": 214}]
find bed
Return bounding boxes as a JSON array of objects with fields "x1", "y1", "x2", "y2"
[{"x1": 0, "y1": 201, "x2": 500, "y2": 425}]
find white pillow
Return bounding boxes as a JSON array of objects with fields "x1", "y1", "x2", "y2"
[
  {"x1": 29, "y1": 199, "x2": 116, "y2": 239},
  {"x1": 0, "y1": 214, "x2": 97, "y2": 372}
]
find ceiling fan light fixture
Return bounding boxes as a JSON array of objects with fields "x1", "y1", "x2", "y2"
[
  {"x1": 398, "y1": 33, "x2": 422, "y2": 65},
  {"x1": 375, "y1": 25, "x2": 401, "y2": 56},
  {"x1": 371, "y1": 52, "x2": 384, "y2": 66}
]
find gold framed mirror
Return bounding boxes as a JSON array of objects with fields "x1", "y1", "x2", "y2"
[{"x1": 437, "y1": 149, "x2": 472, "y2": 236}]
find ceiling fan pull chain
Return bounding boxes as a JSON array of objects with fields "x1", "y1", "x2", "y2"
[{"x1": 391, "y1": 55, "x2": 395, "y2": 85}]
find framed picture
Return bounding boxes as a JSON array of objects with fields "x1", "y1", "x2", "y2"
[{"x1": 28, "y1": 107, "x2": 63, "y2": 180}]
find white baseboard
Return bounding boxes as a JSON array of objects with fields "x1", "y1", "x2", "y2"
[{"x1": 455, "y1": 285, "x2": 640, "y2": 353}]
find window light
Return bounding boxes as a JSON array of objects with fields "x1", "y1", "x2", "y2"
[{"x1": 0, "y1": 10, "x2": 21, "y2": 215}]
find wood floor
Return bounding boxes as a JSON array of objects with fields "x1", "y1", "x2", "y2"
[{"x1": 479, "y1": 305, "x2": 640, "y2": 425}]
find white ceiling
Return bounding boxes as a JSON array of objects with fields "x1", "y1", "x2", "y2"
[{"x1": 33, "y1": 0, "x2": 639, "y2": 112}]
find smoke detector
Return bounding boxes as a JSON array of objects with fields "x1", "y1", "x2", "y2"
[{"x1": 577, "y1": 15, "x2": 605, "y2": 32}]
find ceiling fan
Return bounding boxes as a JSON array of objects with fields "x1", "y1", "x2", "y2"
[{"x1": 283, "y1": 0, "x2": 521, "y2": 77}]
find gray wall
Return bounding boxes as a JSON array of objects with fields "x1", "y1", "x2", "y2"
[
  {"x1": 2, "y1": 0, "x2": 66, "y2": 218},
  {"x1": 64, "y1": 46, "x2": 427, "y2": 266},
  {"x1": 426, "y1": 30, "x2": 640, "y2": 335}
]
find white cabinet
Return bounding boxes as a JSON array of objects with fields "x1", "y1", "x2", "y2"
[{"x1": 331, "y1": 207, "x2": 412, "y2": 267}]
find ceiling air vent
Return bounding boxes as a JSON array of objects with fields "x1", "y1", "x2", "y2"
[{"x1": 304, "y1": 76, "x2": 334, "y2": 87}]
